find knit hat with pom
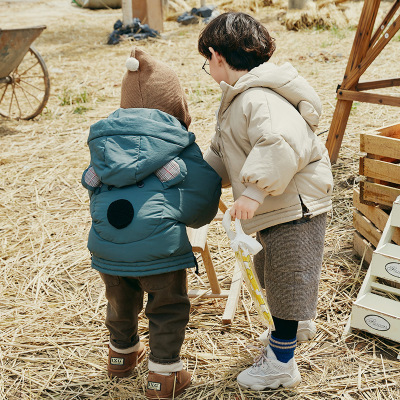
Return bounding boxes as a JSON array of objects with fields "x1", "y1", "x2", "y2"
[{"x1": 120, "y1": 47, "x2": 192, "y2": 128}]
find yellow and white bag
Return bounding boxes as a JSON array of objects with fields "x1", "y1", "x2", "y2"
[{"x1": 222, "y1": 211, "x2": 274, "y2": 330}]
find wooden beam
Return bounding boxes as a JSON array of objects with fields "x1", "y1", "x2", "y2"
[
  {"x1": 337, "y1": 89, "x2": 400, "y2": 107},
  {"x1": 356, "y1": 78, "x2": 400, "y2": 91},
  {"x1": 343, "y1": 0, "x2": 381, "y2": 80},
  {"x1": 326, "y1": 99, "x2": 353, "y2": 163},
  {"x1": 326, "y1": 0, "x2": 381, "y2": 163},
  {"x1": 345, "y1": 13, "x2": 400, "y2": 89},
  {"x1": 370, "y1": 0, "x2": 400, "y2": 47}
]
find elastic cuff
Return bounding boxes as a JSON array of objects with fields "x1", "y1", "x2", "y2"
[
  {"x1": 109, "y1": 340, "x2": 141, "y2": 354},
  {"x1": 148, "y1": 359, "x2": 183, "y2": 373},
  {"x1": 242, "y1": 183, "x2": 267, "y2": 204}
]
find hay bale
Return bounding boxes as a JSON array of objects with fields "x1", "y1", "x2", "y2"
[{"x1": 284, "y1": 1, "x2": 351, "y2": 30}]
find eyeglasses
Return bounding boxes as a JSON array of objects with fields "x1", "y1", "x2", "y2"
[{"x1": 202, "y1": 59, "x2": 210, "y2": 75}]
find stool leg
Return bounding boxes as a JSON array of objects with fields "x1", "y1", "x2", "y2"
[{"x1": 201, "y1": 243, "x2": 221, "y2": 295}]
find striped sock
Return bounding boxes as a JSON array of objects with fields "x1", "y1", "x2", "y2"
[{"x1": 269, "y1": 335, "x2": 297, "y2": 363}]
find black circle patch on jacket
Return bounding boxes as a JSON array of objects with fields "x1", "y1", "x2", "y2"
[{"x1": 107, "y1": 199, "x2": 134, "y2": 229}]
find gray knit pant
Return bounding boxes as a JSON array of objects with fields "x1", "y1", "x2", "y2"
[{"x1": 254, "y1": 213, "x2": 327, "y2": 321}]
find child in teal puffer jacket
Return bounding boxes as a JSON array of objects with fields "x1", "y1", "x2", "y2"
[{"x1": 81, "y1": 47, "x2": 221, "y2": 399}]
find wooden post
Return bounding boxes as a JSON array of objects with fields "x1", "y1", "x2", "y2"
[
  {"x1": 122, "y1": 0, "x2": 133, "y2": 25},
  {"x1": 326, "y1": 0, "x2": 381, "y2": 163},
  {"x1": 122, "y1": 0, "x2": 164, "y2": 32}
]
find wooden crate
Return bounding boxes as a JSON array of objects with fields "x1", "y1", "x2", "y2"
[
  {"x1": 353, "y1": 188, "x2": 400, "y2": 290},
  {"x1": 353, "y1": 188, "x2": 400, "y2": 263},
  {"x1": 359, "y1": 123, "x2": 400, "y2": 208}
]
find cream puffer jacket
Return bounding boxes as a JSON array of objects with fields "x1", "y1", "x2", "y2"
[{"x1": 205, "y1": 61, "x2": 333, "y2": 235}]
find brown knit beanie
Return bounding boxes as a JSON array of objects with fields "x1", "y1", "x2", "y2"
[{"x1": 120, "y1": 47, "x2": 192, "y2": 129}]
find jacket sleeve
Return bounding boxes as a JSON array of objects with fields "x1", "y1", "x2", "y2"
[
  {"x1": 239, "y1": 100, "x2": 300, "y2": 202},
  {"x1": 204, "y1": 136, "x2": 231, "y2": 188}
]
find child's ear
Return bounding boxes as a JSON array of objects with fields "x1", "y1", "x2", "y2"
[{"x1": 209, "y1": 47, "x2": 223, "y2": 64}]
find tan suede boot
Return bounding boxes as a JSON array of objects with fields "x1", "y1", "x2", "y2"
[
  {"x1": 146, "y1": 370, "x2": 191, "y2": 399},
  {"x1": 107, "y1": 342, "x2": 146, "y2": 378}
]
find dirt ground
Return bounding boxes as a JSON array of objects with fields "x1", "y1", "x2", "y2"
[{"x1": 1, "y1": 0, "x2": 400, "y2": 399}]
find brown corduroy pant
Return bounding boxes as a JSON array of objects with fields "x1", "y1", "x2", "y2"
[{"x1": 99, "y1": 269, "x2": 190, "y2": 365}]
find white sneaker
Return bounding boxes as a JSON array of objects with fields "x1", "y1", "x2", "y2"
[
  {"x1": 237, "y1": 346, "x2": 301, "y2": 390},
  {"x1": 258, "y1": 320, "x2": 316, "y2": 346},
  {"x1": 297, "y1": 320, "x2": 316, "y2": 342}
]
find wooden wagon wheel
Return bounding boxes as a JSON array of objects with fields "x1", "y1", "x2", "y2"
[{"x1": 0, "y1": 46, "x2": 50, "y2": 120}]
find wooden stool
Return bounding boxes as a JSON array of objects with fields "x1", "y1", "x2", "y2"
[{"x1": 186, "y1": 200, "x2": 243, "y2": 324}]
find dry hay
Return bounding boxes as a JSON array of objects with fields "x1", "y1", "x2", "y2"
[
  {"x1": 282, "y1": 0, "x2": 390, "y2": 31},
  {"x1": 1, "y1": 0, "x2": 400, "y2": 399}
]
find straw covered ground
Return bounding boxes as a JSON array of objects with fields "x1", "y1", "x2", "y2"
[{"x1": 1, "y1": 0, "x2": 400, "y2": 398}]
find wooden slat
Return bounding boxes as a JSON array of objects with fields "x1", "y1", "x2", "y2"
[
  {"x1": 353, "y1": 231, "x2": 374, "y2": 264},
  {"x1": 371, "y1": 281, "x2": 400, "y2": 297},
  {"x1": 337, "y1": 89, "x2": 400, "y2": 107},
  {"x1": 376, "y1": 123, "x2": 400, "y2": 137},
  {"x1": 360, "y1": 181, "x2": 400, "y2": 208},
  {"x1": 187, "y1": 226, "x2": 208, "y2": 251},
  {"x1": 353, "y1": 189, "x2": 400, "y2": 245},
  {"x1": 221, "y1": 262, "x2": 243, "y2": 324},
  {"x1": 356, "y1": 78, "x2": 400, "y2": 91},
  {"x1": 360, "y1": 157, "x2": 400, "y2": 185},
  {"x1": 353, "y1": 209, "x2": 381, "y2": 247},
  {"x1": 360, "y1": 132, "x2": 400, "y2": 159},
  {"x1": 188, "y1": 289, "x2": 230, "y2": 298}
]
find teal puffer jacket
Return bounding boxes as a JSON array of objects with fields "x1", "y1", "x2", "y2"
[{"x1": 82, "y1": 108, "x2": 221, "y2": 277}]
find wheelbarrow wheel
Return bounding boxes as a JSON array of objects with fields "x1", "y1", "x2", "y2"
[{"x1": 0, "y1": 46, "x2": 50, "y2": 120}]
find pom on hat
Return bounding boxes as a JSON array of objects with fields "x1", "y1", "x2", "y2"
[{"x1": 126, "y1": 57, "x2": 139, "y2": 72}]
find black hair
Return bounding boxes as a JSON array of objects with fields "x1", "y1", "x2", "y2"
[{"x1": 198, "y1": 12, "x2": 276, "y2": 71}]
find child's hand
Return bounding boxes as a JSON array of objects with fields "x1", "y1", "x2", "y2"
[{"x1": 230, "y1": 196, "x2": 260, "y2": 220}]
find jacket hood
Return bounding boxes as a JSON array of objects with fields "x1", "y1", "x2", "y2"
[
  {"x1": 87, "y1": 108, "x2": 195, "y2": 187},
  {"x1": 219, "y1": 62, "x2": 322, "y2": 132}
]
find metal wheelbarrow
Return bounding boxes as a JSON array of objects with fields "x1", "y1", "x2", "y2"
[{"x1": 0, "y1": 26, "x2": 50, "y2": 120}]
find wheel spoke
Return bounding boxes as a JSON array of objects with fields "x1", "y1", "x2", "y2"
[
  {"x1": 8, "y1": 84, "x2": 15, "y2": 116},
  {"x1": 15, "y1": 82, "x2": 41, "y2": 103},
  {"x1": 16, "y1": 82, "x2": 35, "y2": 112},
  {"x1": 16, "y1": 60, "x2": 40, "y2": 77},
  {"x1": 12, "y1": 85, "x2": 23, "y2": 118},
  {"x1": 18, "y1": 78, "x2": 45, "y2": 92},
  {"x1": 0, "y1": 84, "x2": 9, "y2": 104}
]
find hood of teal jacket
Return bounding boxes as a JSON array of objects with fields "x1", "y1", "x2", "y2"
[{"x1": 88, "y1": 108, "x2": 195, "y2": 188}]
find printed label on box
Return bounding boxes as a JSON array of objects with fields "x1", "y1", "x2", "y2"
[
  {"x1": 385, "y1": 262, "x2": 400, "y2": 278},
  {"x1": 364, "y1": 315, "x2": 390, "y2": 331}
]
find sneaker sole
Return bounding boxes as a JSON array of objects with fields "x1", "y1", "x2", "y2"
[{"x1": 238, "y1": 374, "x2": 301, "y2": 391}]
